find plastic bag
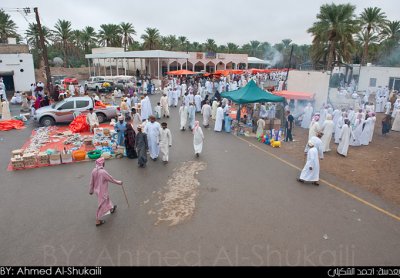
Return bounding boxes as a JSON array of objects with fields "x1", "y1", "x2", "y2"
[{"x1": 69, "y1": 114, "x2": 89, "y2": 133}]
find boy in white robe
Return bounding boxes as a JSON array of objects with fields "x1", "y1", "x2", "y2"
[{"x1": 159, "y1": 122, "x2": 172, "y2": 164}]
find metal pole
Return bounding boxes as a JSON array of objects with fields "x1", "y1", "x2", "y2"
[
  {"x1": 34, "y1": 7, "x2": 51, "y2": 92},
  {"x1": 88, "y1": 59, "x2": 91, "y2": 77},
  {"x1": 103, "y1": 59, "x2": 106, "y2": 76},
  {"x1": 109, "y1": 59, "x2": 113, "y2": 76},
  {"x1": 158, "y1": 57, "x2": 160, "y2": 80},
  {"x1": 285, "y1": 45, "x2": 294, "y2": 84},
  {"x1": 116, "y1": 59, "x2": 119, "y2": 76}
]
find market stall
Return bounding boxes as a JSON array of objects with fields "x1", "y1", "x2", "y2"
[
  {"x1": 221, "y1": 80, "x2": 285, "y2": 137},
  {"x1": 8, "y1": 123, "x2": 124, "y2": 171}
]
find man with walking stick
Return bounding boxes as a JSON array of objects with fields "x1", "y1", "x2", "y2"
[{"x1": 89, "y1": 157, "x2": 124, "y2": 226}]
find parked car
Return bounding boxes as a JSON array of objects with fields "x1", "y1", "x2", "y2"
[
  {"x1": 33, "y1": 96, "x2": 118, "y2": 126},
  {"x1": 85, "y1": 76, "x2": 114, "y2": 92}
]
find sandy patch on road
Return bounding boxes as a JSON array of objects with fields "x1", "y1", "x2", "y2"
[{"x1": 151, "y1": 161, "x2": 207, "y2": 226}]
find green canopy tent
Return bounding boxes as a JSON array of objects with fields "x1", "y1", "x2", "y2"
[{"x1": 221, "y1": 80, "x2": 285, "y2": 120}]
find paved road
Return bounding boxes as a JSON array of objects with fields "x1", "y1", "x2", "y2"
[{"x1": 1, "y1": 96, "x2": 400, "y2": 266}]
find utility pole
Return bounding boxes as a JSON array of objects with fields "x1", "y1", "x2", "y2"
[
  {"x1": 34, "y1": 7, "x2": 51, "y2": 92},
  {"x1": 285, "y1": 45, "x2": 294, "y2": 84}
]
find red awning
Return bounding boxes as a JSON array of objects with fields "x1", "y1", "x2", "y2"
[{"x1": 273, "y1": 90, "x2": 314, "y2": 100}]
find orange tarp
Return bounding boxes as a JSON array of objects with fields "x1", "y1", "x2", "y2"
[
  {"x1": 167, "y1": 70, "x2": 195, "y2": 75},
  {"x1": 273, "y1": 90, "x2": 314, "y2": 100},
  {"x1": 215, "y1": 69, "x2": 244, "y2": 76}
]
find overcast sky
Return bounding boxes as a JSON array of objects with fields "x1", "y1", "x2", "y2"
[{"x1": 2, "y1": 0, "x2": 400, "y2": 46}]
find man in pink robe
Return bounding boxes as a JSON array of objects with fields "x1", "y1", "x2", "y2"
[{"x1": 89, "y1": 157, "x2": 123, "y2": 226}]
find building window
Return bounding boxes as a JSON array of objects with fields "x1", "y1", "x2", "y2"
[
  {"x1": 20, "y1": 59, "x2": 23, "y2": 62},
  {"x1": 369, "y1": 78, "x2": 377, "y2": 87},
  {"x1": 20, "y1": 69, "x2": 24, "y2": 72}
]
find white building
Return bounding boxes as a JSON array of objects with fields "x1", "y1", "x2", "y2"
[
  {"x1": 0, "y1": 43, "x2": 35, "y2": 92},
  {"x1": 358, "y1": 65, "x2": 400, "y2": 92},
  {"x1": 287, "y1": 70, "x2": 330, "y2": 109}
]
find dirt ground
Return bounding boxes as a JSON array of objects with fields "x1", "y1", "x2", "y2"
[
  {"x1": 35, "y1": 67, "x2": 90, "y2": 83},
  {"x1": 268, "y1": 113, "x2": 400, "y2": 206}
]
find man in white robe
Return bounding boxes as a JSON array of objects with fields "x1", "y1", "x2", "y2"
[
  {"x1": 256, "y1": 117, "x2": 266, "y2": 138},
  {"x1": 144, "y1": 116, "x2": 161, "y2": 161},
  {"x1": 194, "y1": 94, "x2": 202, "y2": 112},
  {"x1": 140, "y1": 94, "x2": 152, "y2": 120},
  {"x1": 160, "y1": 93, "x2": 170, "y2": 118},
  {"x1": 368, "y1": 112, "x2": 376, "y2": 142},
  {"x1": 337, "y1": 119, "x2": 351, "y2": 157},
  {"x1": 1, "y1": 99, "x2": 11, "y2": 120},
  {"x1": 301, "y1": 103, "x2": 313, "y2": 129},
  {"x1": 172, "y1": 89, "x2": 179, "y2": 107},
  {"x1": 187, "y1": 102, "x2": 196, "y2": 130},
  {"x1": 179, "y1": 103, "x2": 188, "y2": 131},
  {"x1": 334, "y1": 113, "x2": 346, "y2": 144},
  {"x1": 359, "y1": 114, "x2": 373, "y2": 146},
  {"x1": 305, "y1": 132, "x2": 324, "y2": 159},
  {"x1": 159, "y1": 122, "x2": 172, "y2": 164},
  {"x1": 211, "y1": 100, "x2": 219, "y2": 120},
  {"x1": 297, "y1": 141, "x2": 320, "y2": 186},
  {"x1": 201, "y1": 101, "x2": 212, "y2": 127},
  {"x1": 86, "y1": 108, "x2": 99, "y2": 132},
  {"x1": 385, "y1": 100, "x2": 392, "y2": 115},
  {"x1": 214, "y1": 105, "x2": 224, "y2": 132},
  {"x1": 193, "y1": 121, "x2": 204, "y2": 157},
  {"x1": 321, "y1": 114, "x2": 334, "y2": 152},
  {"x1": 131, "y1": 108, "x2": 142, "y2": 134},
  {"x1": 308, "y1": 114, "x2": 321, "y2": 141},
  {"x1": 167, "y1": 88, "x2": 173, "y2": 107}
]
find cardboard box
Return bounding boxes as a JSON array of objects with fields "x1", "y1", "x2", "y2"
[
  {"x1": 37, "y1": 152, "x2": 50, "y2": 165},
  {"x1": 61, "y1": 153, "x2": 73, "y2": 164},
  {"x1": 49, "y1": 152, "x2": 61, "y2": 165},
  {"x1": 12, "y1": 149, "x2": 24, "y2": 158},
  {"x1": 11, "y1": 158, "x2": 24, "y2": 169},
  {"x1": 22, "y1": 153, "x2": 37, "y2": 167}
]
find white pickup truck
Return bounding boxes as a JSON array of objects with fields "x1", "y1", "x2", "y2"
[
  {"x1": 33, "y1": 96, "x2": 119, "y2": 126},
  {"x1": 85, "y1": 76, "x2": 114, "y2": 92}
]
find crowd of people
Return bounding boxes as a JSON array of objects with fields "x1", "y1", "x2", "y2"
[{"x1": 296, "y1": 86, "x2": 400, "y2": 186}]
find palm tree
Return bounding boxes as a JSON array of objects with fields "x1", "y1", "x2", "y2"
[
  {"x1": 120, "y1": 22, "x2": 136, "y2": 52},
  {"x1": 81, "y1": 26, "x2": 97, "y2": 53},
  {"x1": 249, "y1": 40, "x2": 260, "y2": 57},
  {"x1": 227, "y1": 42, "x2": 239, "y2": 54},
  {"x1": 165, "y1": 35, "x2": 179, "y2": 51},
  {"x1": 356, "y1": 30, "x2": 380, "y2": 64},
  {"x1": 204, "y1": 39, "x2": 217, "y2": 52},
  {"x1": 218, "y1": 45, "x2": 227, "y2": 53},
  {"x1": 141, "y1": 27, "x2": 161, "y2": 50},
  {"x1": 53, "y1": 19, "x2": 73, "y2": 67},
  {"x1": 25, "y1": 23, "x2": 52, "y2": 67},
  {"x1": 72, "y1": 30, "x2": 82, "y2": 48},
  {"x1": 98, "y1": 24, "x2": 122, "y2": 47},
  {"x1": 359, "y1": 7, "x2": 387, "y2": 65},
  {"x1": 0, "y1": 9, "x2": 18, "y2": 43},
  {"x1": 381, "y1": 20, "x2": 400, "y2": 55},
  {"x1": 308, "y1": 3, "x2": 359, "y2": 70},
  {"x1": 190, "y1": 42, "x2": 202, "y2": 52},
  {"x1": 178, "y1": 36, "x2": 188, "y2": 51}
]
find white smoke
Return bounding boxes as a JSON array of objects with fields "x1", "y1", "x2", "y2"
[{"x1": 265, "y1": 47, "x2": 283, "y2": 67}]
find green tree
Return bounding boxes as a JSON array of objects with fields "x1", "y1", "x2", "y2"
[
  {"x1": 120, "y1": 22, "x2": 136, "y2": 52},
  {"x1": 178, "y1": 36, "x2": 188, "y2": 51},
  {"x1": 53, "y1": 19, "x2": 73, "y2": 67},
  {"x1": 359, "y1": 7, "x2": 387, "y2": 65},
  {"x1": 141, "y1": 27, "x2": 161, "y2": 50},
  {"x1": 203, "y1": 39, "x2": 217, "y2": 52},
  {"x1": 227, "y1": 42, "x2": 239, "y2": 53},
  {"x1": 0, "y1": 9, "x2": 18, "y2": 43},
  {"x1": 25, "y1": 23, "x2": 52, "y2": 68},
  {"x1": 98, "y1": 24, "x2": 122, "y2": 47},
  {"x1": 249, "y1": 40, "x2": 260, "y2": 57},
  {"x1": 81, "y1": 26, "x2": 97, "y2": 54},
  {"x1": 190, "y1": 41, "x2": 202, "y2": 52},
  {"x1": 308, "y1": 3, "x2": 359, "y2": 70}
]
